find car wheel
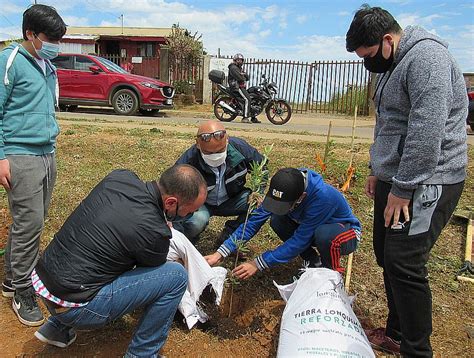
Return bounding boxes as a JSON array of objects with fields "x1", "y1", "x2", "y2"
[
  {"x1": 139, "y1": 108, "x2": 159, "y2": 116},
  {"x1": 59, "y1": 104, "x2": 78, "y2": 112},
  {"x1": 112, "y1": 89, "x2": 139, "y2": 115}
]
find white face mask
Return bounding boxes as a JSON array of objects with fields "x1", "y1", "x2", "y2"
[{"x1": 201, "y1": 149, "x2": 227, "y2": 167}]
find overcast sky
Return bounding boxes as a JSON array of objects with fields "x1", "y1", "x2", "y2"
[{"x1": 1, "y1": 0, "x2": 473, "y2": 71}]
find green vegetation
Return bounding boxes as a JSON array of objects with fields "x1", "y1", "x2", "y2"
[{"x1": 328, "y1": 85, "x2": 370, "y2": 116}]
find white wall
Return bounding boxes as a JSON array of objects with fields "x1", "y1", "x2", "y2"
[
  {"x1": 59, "y1": 43, "x2": 95, "y2": 54},
  {"x1": 60, "y1": 42, "x2": 81, "y2": 53}
]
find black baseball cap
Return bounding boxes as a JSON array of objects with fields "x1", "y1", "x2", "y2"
[{"x1": 262, "y1": 168, "x2": 305, "y2": 215}]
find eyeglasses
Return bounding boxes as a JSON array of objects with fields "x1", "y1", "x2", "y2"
[{"x1": 197, "y1": 130, "x2": 226, "y2": 142}]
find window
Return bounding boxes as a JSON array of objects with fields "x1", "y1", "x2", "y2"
[
  {"x1": 94, "y1": 56, "x2": 127, "y2": 74},
  {"x1": 138, "y1": 42, "x2": 155, "y2": 57},
  {"x1": 51, "y1": 55, "x2": 73, "y2": 69},
  {"x1": 74, "y1": 56, "x2": 97, "y2": 71}
]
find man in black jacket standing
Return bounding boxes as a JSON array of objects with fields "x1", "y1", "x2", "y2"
[
  {"x1": 32, "y1": 165, "x2": 207, "y2": 357},
  {"x1": 175, "y1": 120, "x2": 266, "y2": 245},
  {"x1": 228, "y1": 53, "x2": 260, "y2": 124}
]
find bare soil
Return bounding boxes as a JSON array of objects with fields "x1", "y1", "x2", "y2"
[{"x1": 0, "y1": 124, "x2": 472, "y2": 358}]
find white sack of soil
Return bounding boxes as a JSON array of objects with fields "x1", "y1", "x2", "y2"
[
  {"x1": 167, "y1": 228, "x2": 227, "y2": 329},
  {"x1": 274, "y1": 268, "x2": 375, "y2": 358}
]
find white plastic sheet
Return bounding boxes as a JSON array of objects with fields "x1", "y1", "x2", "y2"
[
  {"x1": 167, "y1": 228, "x2": 227, "y2": 329},
  {"x1": 274, "y1": 268, "x2": 375, "y2": 358}
]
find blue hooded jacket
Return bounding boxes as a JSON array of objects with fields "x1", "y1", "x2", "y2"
[
  {"x1": 0, "y1": 43, "x2": 59, "y2": 159},
  {"x1": 217, "y1": 168, "x2": 361, "y2": 269}
]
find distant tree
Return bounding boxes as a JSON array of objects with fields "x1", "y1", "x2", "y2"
[
  {"x1": 166, "y1": 24, "x2": 205, "y2": 93},
  {"x1": 166, "y1": 24, "x2": 204, "y2": 66},
  {"x1": 4, "y1": 38, "x2": 23, "y2": 47}
]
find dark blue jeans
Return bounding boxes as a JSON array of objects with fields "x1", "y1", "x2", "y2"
[
  {"x1": 270, "y1": 214, "x2": 358, "y2": 272},
  {"x1": 373, "y1": 180, "x2": 464, "y2": 357},
  {"x1": 177, "y1": 189, "x2": 250, "y2": 241},
  {"x1": 43, "y1": 263, "x2": 187, "y2": 357}
]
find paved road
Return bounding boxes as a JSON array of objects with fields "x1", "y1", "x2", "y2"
[{"x1": 57, "y1": 108, "x2": 474, "y2": 145}]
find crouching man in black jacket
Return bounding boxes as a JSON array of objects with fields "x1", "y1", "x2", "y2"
[{"x1": 32, "y1": 165, "x2": 207, "y2": 357}]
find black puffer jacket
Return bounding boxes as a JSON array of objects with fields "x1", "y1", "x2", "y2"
[{"x1": 35, "y1": 170, "x2": 171, "y2": 303}]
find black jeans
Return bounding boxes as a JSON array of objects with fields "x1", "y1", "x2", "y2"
[{"x1": 373, "y1": 180, "x2": 464, "y2": 357}]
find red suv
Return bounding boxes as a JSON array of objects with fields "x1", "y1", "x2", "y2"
[
  {"x1": 468, "y1": 90, "x2": 474, "y2": 131},
  {"x1": 51, "y1": 54, "x2": 174, "y2": 115}
]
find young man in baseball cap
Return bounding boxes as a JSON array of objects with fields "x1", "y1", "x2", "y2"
[{"x1": 205, "y1": 167, "x2": 361, "y2": 279}]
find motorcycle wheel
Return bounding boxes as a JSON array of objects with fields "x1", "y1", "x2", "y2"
[
  {"x1": 265, "y1": 100, "x2": 292, "y2": 125},
  {"x1": 214, "y1": 96, "x2": 238, "y2": 122}
]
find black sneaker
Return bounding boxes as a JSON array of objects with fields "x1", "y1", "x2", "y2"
[
  {"x1": 35, "y1": 320, "x2": 77, "y2": 348},
  {"x1": 12, "y1": 287, "x2": 44, "y2": 326},
  {"x1": 293, "y1": 258, "x2": 323, "y2": 279},
  {"x1": 303, "y1": 257, "x2": 322, "y2": 268},
  {"x1": 215, "y1": 226, "x2": 234, "y2": 248},
  {"x1": 251, "y1": 117, "x2": 261, "y2": 123},
  {"x1": 2, "y1": 280, "x2": 15, "y2": 298}
]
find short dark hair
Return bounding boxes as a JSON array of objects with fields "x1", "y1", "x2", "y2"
[
  {"x1": 346, "y1": 4, "x2": 401, "y2": 52},
  {"x1": 159, "y1": 164, "x2": 206, "y2": 203},
  {"x1": 22, "y1": 4, "x2": 67, "y2": 41}
]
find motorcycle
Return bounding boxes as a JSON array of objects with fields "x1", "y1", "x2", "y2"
[{"x1": 209, "y1": 71, "x2": 292, "y2": 125}]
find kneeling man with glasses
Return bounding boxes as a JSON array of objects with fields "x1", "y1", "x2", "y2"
[{"x1": 175, "y1": 120, "x2": 266, "y2": 246}]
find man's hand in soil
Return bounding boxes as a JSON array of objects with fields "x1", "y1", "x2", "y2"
[
  {"x1": 0, "y1": 159, "x2": 11, "y2": 190},
  {"x1": 365, "y1": 175, "x2": 377, "y2": 199},
  {"x1": 232, "y1": 261, "x2": 258, "y2": 280},
  {"x1": 204, "y1": 252, "x2": 223, "y2": 266},
  {"x1": 384, "y1": 192, "x2": 410, "y2": 228}
]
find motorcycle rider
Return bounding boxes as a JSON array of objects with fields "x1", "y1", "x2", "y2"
[{"x1": 228, "y1": 53, "x2": 260, "y2": 124}]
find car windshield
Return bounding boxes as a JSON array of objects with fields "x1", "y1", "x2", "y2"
[{"x1": 94, "y1": 56, "x2": 128, "y2": 74}]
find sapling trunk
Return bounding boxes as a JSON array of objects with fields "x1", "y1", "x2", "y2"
[
  {"x1": 323, "y1": 121, "x2": 333, "y2": 166},
  {"x1": 227, "y1": 145, "x2": 272, "y2": 317}
]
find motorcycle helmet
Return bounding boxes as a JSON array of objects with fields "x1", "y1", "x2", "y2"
[{"x1": 233, "y1": 53, "x2": 244, "y2": 63}]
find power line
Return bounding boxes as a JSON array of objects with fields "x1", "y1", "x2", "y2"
[
  {"x1": 83, "y1": 0, "x2": 122, "y2": 21},
  {"x1": 0, "y1": 14, "x2": 16, "y2": 27}
]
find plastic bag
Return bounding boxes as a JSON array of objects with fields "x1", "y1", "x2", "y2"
[
  {"x1": 168, "y1": 228, "x2": 227, "y2": 329},
  {"x1": 274, "y1": 268, "x2": 374, "y2": 358}
]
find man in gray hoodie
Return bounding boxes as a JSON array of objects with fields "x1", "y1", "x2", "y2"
[{"x1": 346, "y1": 5, "x2": 467, "y2": 357}]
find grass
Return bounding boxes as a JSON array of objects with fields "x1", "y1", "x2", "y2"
[{"x1": 0, "y1": 124, "x2": 472, "y2": 357}]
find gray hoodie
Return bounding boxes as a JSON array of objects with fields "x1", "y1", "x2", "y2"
[{"x1": 370, "y1": 26, "x2": 468, "y2": 199}]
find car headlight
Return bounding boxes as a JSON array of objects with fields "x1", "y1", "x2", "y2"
[{"x1": 141, "y1": 82, "x2": 161, "y2": 90}]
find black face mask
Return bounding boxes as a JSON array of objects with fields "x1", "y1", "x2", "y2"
[
  {"x1": 165, "y1": 201, "x2": 193, "y2": 223},
  {"x1": 164, "y1": 201, "x2": 180, "y2": 222},
  {"x1": 364, "y1": 39, "x2": 394, "y2": 73}
]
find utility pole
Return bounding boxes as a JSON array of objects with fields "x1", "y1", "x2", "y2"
[{"x1": 120, "y1": 14, "x2": 124, "y2": 34}]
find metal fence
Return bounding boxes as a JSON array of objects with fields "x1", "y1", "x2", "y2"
[
  {"x1": 217, "y1": 56, "x2": 371, "y2": 115},
  {"x1": 99, "y1": 54, "x2": 160, "y2": 79},
  {"x1": 168, "y1": 54, "x2": 204, "y2": 102},
  {"x1": 96, "y1": 52, "x2": 371, "y2": 114}
]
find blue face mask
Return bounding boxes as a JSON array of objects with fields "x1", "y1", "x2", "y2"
[{"x1": 34, "y1": 34, "x2": 60, "y2": 60}]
